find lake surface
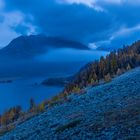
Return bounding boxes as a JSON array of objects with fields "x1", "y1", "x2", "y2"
[
  {"x1": 0, "y1": 77, "x2": 63, "y2": 113},
  {"x1": 0, "y1": 49, "x2": 108, "y2": 113}
]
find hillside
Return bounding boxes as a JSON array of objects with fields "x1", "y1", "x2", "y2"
[
  {"x1": 64, "y1": 40, "x2": 140, "y2": 93},
  {"x1": 1, "y1": 67, "x2": 140, "y2": 140},
  {"x1": 0, "y1": 35, "x2": 88, "y2": 58}
]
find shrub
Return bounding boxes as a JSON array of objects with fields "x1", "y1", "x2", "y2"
[
  {"x1": 104, "y1": 73, "x2": 112, "y2": 82},
  {"x1": 56, "y1": 120, "x2": 81, "y2": 133}
]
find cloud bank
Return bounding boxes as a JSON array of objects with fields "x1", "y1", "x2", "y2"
[{"x1": 0, "y1": 0, "x2": 140, "y2": 49}]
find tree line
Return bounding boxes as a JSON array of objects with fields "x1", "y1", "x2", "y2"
[
  {"x1": 64, "y1": 40, "x2": 140, "y2": 93},
  {"x1": 0, "y1": 99, "x2": 45, "y2": 127}
]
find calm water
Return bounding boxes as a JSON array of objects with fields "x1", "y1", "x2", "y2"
[
  {"x1": 0, "y1": 49, "x2": 108, "y2": 113},
  {"x1": 0, "y1": 77, "x2": 63, "y2": 113}
]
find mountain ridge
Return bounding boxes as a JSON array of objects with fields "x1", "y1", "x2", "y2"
[{"x1": 0, "y1": 34, "x2": 88, "y2": 58}]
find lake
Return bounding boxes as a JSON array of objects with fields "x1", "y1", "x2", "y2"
[{"x1": 0, "y1": 49, "x2": 108, "y2": 113}]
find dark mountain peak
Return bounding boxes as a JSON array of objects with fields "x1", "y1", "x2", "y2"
[
  {"x1": 0, "y1": 35, "x2": 88, "y2": 58},
  {"x1": 6, "y1": 34, "x2": 88, "y2": 50}
]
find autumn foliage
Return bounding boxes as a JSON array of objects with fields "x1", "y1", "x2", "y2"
[{"x1": 65, "y1": 40, "x2": 140, "y2": 93}]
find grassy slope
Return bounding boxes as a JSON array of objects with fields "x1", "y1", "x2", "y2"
[{"x1": 1, "y1": 67, "x2": 140, "y2": 140}]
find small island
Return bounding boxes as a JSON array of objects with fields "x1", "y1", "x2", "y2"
[
  {"x1": 42, "y1": 76, "x2": 73, "y2": 87},
  {"x1": 0, "y1": 79, "x2": 13, "y2": 84}
]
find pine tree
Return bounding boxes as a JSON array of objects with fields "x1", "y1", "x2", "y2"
[{"x1": 29, "y1": 98, "x2": 36, "y2": 112}]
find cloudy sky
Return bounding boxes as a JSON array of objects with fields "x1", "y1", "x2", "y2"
[{"x1": 0, "y1": 0, "x2": 140, "y2": 49}]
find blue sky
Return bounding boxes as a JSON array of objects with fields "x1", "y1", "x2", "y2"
[{"x1": 0, "y1": 0, "x2": 140, "y2": 49}]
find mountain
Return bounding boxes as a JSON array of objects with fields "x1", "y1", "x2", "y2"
[
  {"x1": 0, "y1": 34, "x2": 88, "y2": 58},
  {"x1": 1, "y1": 67, "x2": 140, "y2": 139},
  {"x1": 0, "y1": 35, "x2": 93, "y2": 78}
]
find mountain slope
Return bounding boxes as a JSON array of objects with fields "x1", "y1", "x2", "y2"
[
  {"x1": 1, "y1": 67, "x2": 140, "y2": 139},
  {"x1": 64, "y1": 40, "x2": 140, "y2": 93},
  {"x1": 0, "y1": 35, "x2": 88, "y2": 58}
]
